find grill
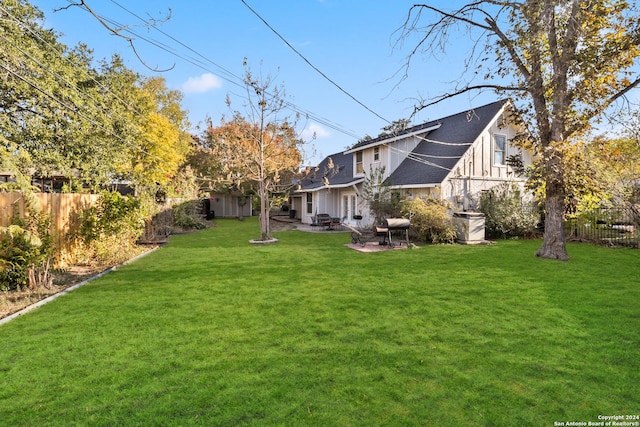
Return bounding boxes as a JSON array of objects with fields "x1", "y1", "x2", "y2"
[
  {"x1": 382, "y1": 218, "x2": 410, "y2": 230},
  {"x1": 381, "y1": 218, "x2": 411, "y2": 247}
]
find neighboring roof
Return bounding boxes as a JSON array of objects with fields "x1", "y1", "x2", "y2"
[
  {"x1": 387, "y1": 99, "x2": 509, "y2": 187},
  {"x1": 297, "y1": 151, "x2": 363, "y2": 192}
]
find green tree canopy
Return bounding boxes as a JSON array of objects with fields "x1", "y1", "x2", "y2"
[
  {"x1": 398, "y1": 0, "x2": 640, "y2": 260},
  {"x1": 1, "y1": 2, "x2": 191, "y2": 193}
]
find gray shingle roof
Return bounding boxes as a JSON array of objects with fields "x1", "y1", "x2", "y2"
[
  {"x1": 298, "y1": 151, "x2": 360, "y2": 191},
  {"x1": 299, "y1": 99, "x2": 508, "y2": 190},
  {"x1": 387, "y1": 99, "x2": 508, "y2": 186}
]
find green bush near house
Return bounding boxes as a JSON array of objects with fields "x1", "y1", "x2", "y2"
[
  {"x1": 401, "y1": 196, "x2": 457, "y2": 243},
  {"x1": 480, "y1": 182, "x2": 540, "y2": 238}
]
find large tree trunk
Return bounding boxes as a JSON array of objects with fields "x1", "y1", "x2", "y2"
[{"x1": 536, "y1": 183, "x2": 569, "y2": 261}]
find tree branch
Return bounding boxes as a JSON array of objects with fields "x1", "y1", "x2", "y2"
[
  {"x1": 411, "y1": 83, "x2": 526, "y2": 116},
  {"x1": 56, "y1": 1, "x2": 175, "y2": 72}
]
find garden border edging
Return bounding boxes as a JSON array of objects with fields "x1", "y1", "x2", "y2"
[{"x1": 0, "y1": 247, "x2": 160, "y2": 327}]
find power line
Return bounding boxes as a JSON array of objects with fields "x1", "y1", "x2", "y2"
[
  {"x1": 105, "y1": 0, "x2": 365, "y2": 139},
  {"x1": 0, "y1": 5, "x2": 182, "y2": 169},
  {"x1": 239, "y1": 0, "x2": 391, "y2": 125}
]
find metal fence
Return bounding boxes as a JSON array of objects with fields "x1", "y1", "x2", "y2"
[{"x1": 564, "y1": 207, "x2": 639, "y2": 248}]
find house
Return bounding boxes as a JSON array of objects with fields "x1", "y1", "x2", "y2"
[
  {"x1": 0, "y1": 170, "x2": 72, "y2": 193},
  {"x1": 293, "y1": 99, "x2": 534, "y2": 227},
  {"x1": 205, "y1": 193, "x2": 253, "y2": 219}
]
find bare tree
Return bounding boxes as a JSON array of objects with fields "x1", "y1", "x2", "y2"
[
  {"x1": 397, "y1": 0, "x2": 640, "y2": 260},
  {"x1": 204, "y1": 65, "x2": 303, "y2": 242}
]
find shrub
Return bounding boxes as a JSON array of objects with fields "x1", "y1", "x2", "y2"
[
  {"x1": 74, "y1": 191, "x2": 145, "y2": 244},
  {"x1": 67, "y1": 191, "x2": 146, "y2": 266},
  {"x1": 362, "y1": 166, "x2": 404, "y2": 224},
  {"x1": 171, "y1": 200, "x2": 208, "y2": 231},
  {"x1": 479, "y1": 182, "x2": 540, "y2": 239},
  {"x1": 0, "y1": 225, "x2": 37, "y2": 291},
  {"x1": 0, "y1": 214, "x2": 53, "y2": 292},
  {"x1": 401, "y1": 197, "x2": 457, "y2": 244}
]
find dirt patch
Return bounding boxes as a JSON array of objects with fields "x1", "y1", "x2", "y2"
[
  {"x1": 0, "y1": 265, "x2": 106, "y2": 320},
  {"x1": 1, "y1": 244, "x2": 161, "y2": 321},
  {"x1": 346, "y1": 242, "x2": 410, "y2": 253},
  {"x1": 269, "y1": 216, "x2": 298, "y2": 232}
]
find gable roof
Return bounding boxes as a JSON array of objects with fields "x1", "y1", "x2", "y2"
[
  {"x1": 298, "y1": 99, "x2": 509, "y2": 191},
  {"x1": 297, "y1": 151, "x2": 363, "y2": 192},
  {"x1": 387, "y1": 99, "x2": 509, "y2": 187}
]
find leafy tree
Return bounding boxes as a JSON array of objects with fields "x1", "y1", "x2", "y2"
[
  {"x1": 103, "y1": 70, "x2": 192, "y2": 192},
  {"x1": 0, "y1": 0, "x2": 86, "y2": 180},
  {"x1": 519, "y1": 139, "x2": 608, "y2": 214},
  {"x1": 397, "y1": 0, "x2": 640, "y2": 260},
  {"x1": 361, "y1": 165, "x2": 403, "y2": 224},
  {"x1": 203, "y1": 69, "x2": 303, "y2": 241},
  {"x1": 585, "y1": 130, "x2": 640, "y2": 224},
  {"x1": 378, "y1": 119, "x2": 411, "y2": 138},
  {"x1": 1, "y1": 1, "x2": 190, "y2": 194}
]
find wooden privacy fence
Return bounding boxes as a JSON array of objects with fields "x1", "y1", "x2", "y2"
[{"x1": 0, "y1": 192, "x2": 99, "y2": 248}]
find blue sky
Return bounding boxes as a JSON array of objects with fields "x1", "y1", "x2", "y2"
[{"x1": 38, "y1": 0, "x2": 499, "y2": 164}]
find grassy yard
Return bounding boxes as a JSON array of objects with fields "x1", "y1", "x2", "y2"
[{"x1": 0, "y1": 218, "x2": 638, "y2": 426}]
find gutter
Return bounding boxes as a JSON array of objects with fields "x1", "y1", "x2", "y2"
[{"x1": 296, "y1": 178, "x2": 365, "y2": 193}]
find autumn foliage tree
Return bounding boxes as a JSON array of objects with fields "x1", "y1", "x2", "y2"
[
  {"x1": 1, "y1": 2, "x2": 191, "y2": 194},
  {"x1": 203, "y1": 70, "x2": 303, "y2": 241},
  {"x1": 398, "y1": 0, "x2": 640, "y2": 260},
  {"x1": 585, "y1": 128, "x2": 640, "y2": 223}
]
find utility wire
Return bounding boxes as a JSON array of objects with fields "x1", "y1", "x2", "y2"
[
  {"x1": 0, "y1": 6, "x2": 182, "y2": 167},
  {"x1": 106, "y1": 0, "x2": 364, "y2": 139},
  {"x1": 386, "y1": 144, "x2": 453, "y2": 172},
  {"x1": 239, "y1": 0, "x2": 391, "y2": 125}
]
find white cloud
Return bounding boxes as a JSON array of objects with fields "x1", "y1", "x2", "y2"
[
  {"x1": 181, "y1": 73, "x2": 223, "y2": 94},
  {"x1": 301, "y1": 123, "x2": 330, "y2": 141}
]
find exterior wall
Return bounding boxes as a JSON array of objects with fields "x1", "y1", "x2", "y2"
[
  {"x1": 453, "y1": 118, "x2": 533, "y2": 182},
  {"x1": 299, "y1": 190, "x2": 337, "y2": 225},
  {"x1": 208, "y1": 194, "x2": 252, "y2": 218},
  {"x1": 442, "y1": 118, "x2": 533, "y2": 210},
  {"x1": 299, "y1": 188, "x2": 363, "y2": 225},
  {"x1": 289, "y1": 195, "x2": 303, "y2": 219},
  {"x1": 354, "y1": 138, "x2": 421, "y2": 180},
  {"x1": 354, "y1": 137, "x2": 420, "y2": 181},
  {"x1": 388, "y1": 137, "x2": 419, "y2": 175},
  {"x1": 443, "y1": 176, "x2": 529, "y2": 211}
]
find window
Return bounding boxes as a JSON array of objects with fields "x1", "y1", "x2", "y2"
[
  {"x1": 342, "y1": 194, "x2": 358, "y2": 220},
  {"x1": 374, "y1": 146, "x2": 380, "y2": 162},
  {"x1": 343, "y1": 195, "x2": 349, "y2": 219},
  {"x1": 494, "y1": 134, "x2": 506, "y2": 166},
  {"x1": 306, "y1": 192, "x2": 313, "y2": 214},
  {"x1": 355, "y1": 151, "x2": 364, "y2": 174}
]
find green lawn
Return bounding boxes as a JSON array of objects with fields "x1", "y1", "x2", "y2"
[{"x1": 1, "y1": 218, "x2": 638, "y2": 426}]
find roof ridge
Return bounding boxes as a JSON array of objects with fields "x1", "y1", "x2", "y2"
[{"x1": 350, "y1": 99, "x2": 509, "y2": 149}]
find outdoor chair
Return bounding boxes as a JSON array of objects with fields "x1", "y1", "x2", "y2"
[{"x1": 314, "y1": 213, "x2": 342, "y2": 230}]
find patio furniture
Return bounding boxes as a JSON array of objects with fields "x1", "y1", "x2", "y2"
[{"x1": 348, "y1": 225, "x2": 391, "y2": 247}]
